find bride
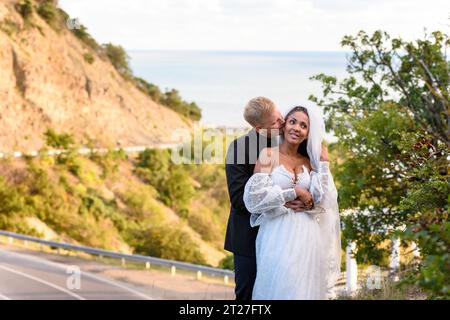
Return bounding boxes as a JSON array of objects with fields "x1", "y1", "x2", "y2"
[{"x1": 243, "y1": 105, "x2": 341, "y2": 300}]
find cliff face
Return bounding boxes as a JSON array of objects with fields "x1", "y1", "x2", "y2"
[{"x1": 0, "y1": 0, "x2": 191, "y2": 153}]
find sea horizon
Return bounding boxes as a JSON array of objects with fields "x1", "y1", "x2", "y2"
[{"x1": 128, "y1": 50, "x2": 350, "y2": 128}]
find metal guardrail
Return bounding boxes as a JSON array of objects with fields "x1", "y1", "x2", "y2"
[{"x1": 0, "y1": 230, "x2": 234, "y2": 283}]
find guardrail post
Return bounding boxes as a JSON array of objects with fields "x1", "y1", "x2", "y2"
[
  {"x1": 0, "y1": 230, "x2": 239, "y2": 282},
  {"x1": 346, "y1": 241, "x2": 358, "y2": 296}
]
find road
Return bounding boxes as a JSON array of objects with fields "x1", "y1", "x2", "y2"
[
  {"x1": 0, "y1": 247, "x2": 154, "y2": 300},
  {"x1": 0, "y1": 244, "x2": 234, "y2": 300}
]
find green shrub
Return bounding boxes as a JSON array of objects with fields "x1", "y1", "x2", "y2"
[
  {"x1": 44, "y1": 129, "x2": 75, "y2": 149},
  {"x1": 165, "y1": 167, "x2": 195, "y2": 211},
  {"x1": 37, "y1": 1, "x2": 60, "y2": 30},
  {"x1": 219, "y1": 255, "x2": 234, "y2": 271},
  {"x1": 132, "y1": 225, "x2": 207, "y2": 265},
  {"x1": 0, "y1": 177, "x2": 27, "y2": 230},
  {"x1": 135, "y1": 149, "x2": 195, "y2": 211},
  {"x1": 134, "y1": 77, "x2": 202, "y2": 121},
  {"x1": 15, "y1": 0, "x2": 34, "y2": 21},
  {"x1": 90, "y1": 150, "x2": 127, "y2": 179},
  {"x1": 102, "y1": 43, "x2": 132, "y2": 78},
  {"x1": 72, "y1": 24, "x2": 100, "y2": 51},
  {"x1": 83, "y1": 52, "x2": 95, "y2": 64},
  {"x1": 0, "y1": 19, "x2": 20, "y2": 36},
  {"x1": 161, "y1": 89, "x2": 201, "y2": 121},
  {"x1": 79, "y1": 191, "x2": 127, "y2": 232},
  {"x1": 134, "y1": 77, "x2": 163, "y2": 102}
]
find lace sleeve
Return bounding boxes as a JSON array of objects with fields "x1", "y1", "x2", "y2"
[
  {"x1": 243, "y1": 173, "x2": 296, "y2": 227},
  {"x1": 308, "y1": 161, "x2": 332, "y2": 215}
]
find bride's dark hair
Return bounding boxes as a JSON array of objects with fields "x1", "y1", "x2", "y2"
[{"x1": 284, "y1": 106, "x2": 309, "y2": 159}]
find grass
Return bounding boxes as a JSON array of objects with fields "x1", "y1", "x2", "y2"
[
  {"x1": 337, "y1": 269, "x2": 427, "y2": 300},
  {"x1": 0, "y1": 19, "x2": 20, "y2": 36}
]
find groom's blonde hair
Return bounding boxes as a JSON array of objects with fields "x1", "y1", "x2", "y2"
[{"x1": 243, "y1": 96, "x2": 276, "y2": 127}]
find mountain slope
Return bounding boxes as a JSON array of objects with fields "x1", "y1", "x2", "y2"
[{"x1": 0, "y1": 0, "x2": 191, "y2": 153}]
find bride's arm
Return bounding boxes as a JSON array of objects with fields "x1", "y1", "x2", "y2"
[
  {"x1": 307, "y1": 145, "x2": 332, "y2": 213},
  {"x1": 244, "y1": 148, "x2": 300, "y2": 226}
]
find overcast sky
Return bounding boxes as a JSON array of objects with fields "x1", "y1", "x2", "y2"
[{"x1": 59, "y1": 0, "x2": 449, "y2": 51}]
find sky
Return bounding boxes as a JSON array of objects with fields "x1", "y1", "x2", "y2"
[{"x1": 59, "y1": 0, "x2": 450, "y2": 51}]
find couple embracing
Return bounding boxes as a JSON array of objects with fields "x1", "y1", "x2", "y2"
[{"x1": 224, "y1": 97, "x2": 341, "y2": 300}]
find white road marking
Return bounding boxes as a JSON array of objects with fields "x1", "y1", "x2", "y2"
[
  {"x1": 0, "y1": 265, "x2": 86, "y2": 300},
  {"x1": 0, "y1": 250, "x2": 153, "y2": 300}
]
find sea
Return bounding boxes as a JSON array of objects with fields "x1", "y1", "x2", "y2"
[{"x1": 128, "y1": 50, "x2": 349, "y2": 128}]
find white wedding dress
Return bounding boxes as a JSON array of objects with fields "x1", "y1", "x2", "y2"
[{"x1": 244, "y1": 161, "x2": 338, "y2": 300}]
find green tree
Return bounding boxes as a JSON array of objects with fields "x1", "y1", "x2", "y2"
[
  {"x1": 102, "y1": 43, "x2": 132, "y2": 78},
  {"x1": 134, "y1": 77, "x2": 163, "y2": 102},
  {"x1": 310, "y1": 30, "x2": 449, "y2": 298}
]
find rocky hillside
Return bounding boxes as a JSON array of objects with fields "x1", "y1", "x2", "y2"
[{"x1": 0, "y1": 0, "x2": 192, "y2": 154}]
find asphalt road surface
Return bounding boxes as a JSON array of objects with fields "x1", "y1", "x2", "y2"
[{"x1": 0, "y1": 248, "x2": 153, "y2": 300}]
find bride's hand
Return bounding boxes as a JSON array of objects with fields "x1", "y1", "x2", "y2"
[
  {"x1": 285, "y1": 199, "x2": 313, "y2": 211},
  {"x1": 320, "y1": 143, "x2": 329, "y2": 162},
  {"x1": 294, "y1": 187, "x2": 313, "y2": 209}
]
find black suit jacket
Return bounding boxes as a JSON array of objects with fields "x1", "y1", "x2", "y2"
[{"x1": 224, "y1": 129, "x2": 278, "y2": 257}]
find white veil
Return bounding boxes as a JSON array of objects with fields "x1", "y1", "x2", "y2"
[{"x1": 303, "y1": 105, "x2": 342, "y2": 296}]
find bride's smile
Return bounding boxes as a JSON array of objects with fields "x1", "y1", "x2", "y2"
[{"x1": 283, "y1": 111, "x2": 309, "y2": 145}]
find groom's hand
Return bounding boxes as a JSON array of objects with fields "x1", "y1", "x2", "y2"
[{"x1": 284, "y1": 199, "x2": 313, "y2": 212}]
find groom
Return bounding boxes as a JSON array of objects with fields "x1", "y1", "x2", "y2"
[{"x1": 224, "y1": 97, "x2": 313, "y2": 300}]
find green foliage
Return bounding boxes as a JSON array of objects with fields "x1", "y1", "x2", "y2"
[
  {"x1": 118, "y1": 186, "x2": 165, "y2": 223},
  {"x1": 134, "y1": 77, "x2": 202, "y2": 121},
  {"x1": 72, "y1": 24, "x2": 99, "y2": 51},
  {"x1": 102, "y1": 43, "x2": 132, "y2": 78},
  {"x1": 131, "y1": 225, "x2": 207, "y2": 265},
  {"x1": 78, "y1": 190, "x2": 127, "y2": 233},
  {"x1": 311, "y1": 29, "x2": 450, "y2": 298},
  {"x1": 219, "y1": 254, "x2": 234, "y2": 271},
  {"x1": 0, "y1": 177, "x2": 29, "y2": 232},
  {"x1": 15, "y1": 0, "x2": 34, "y2": 21},
  {"x1": 395, "y1": 131, "x2": 449, "y2": 298},
  {"x1": 36, "y1": 0, "x2": 60, "y2": 30},
  {"x1": 83, "y1": 52, "x2": 95, "y2": 64},
  {"x1": 165, "y1": 166, "x2": 195, "y2": 211},
  {"x1": 90, "y1": 149, "x2": 127, "y2": 179},
  {"x1": 1, "y1": 133, "x2": 226, "y2": 267},
  {"x1": 135, "y1": 149, "x2": 195, "y2": 212},
  {"x1": 310, "y1": 30, "x2": 449, "y2": 144},
  {"x1": 134, "y1": 77, "x2": 163, "y2": 102},
  {"x1": 162, "y1": 89, "x2": 202, "y2": 121},
  {"x1": 0, "y1": 19, "x2": 20, "y2": 36},
  {"x1": 44, "y1": 129, "x2": 75, "y2": 149}
]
